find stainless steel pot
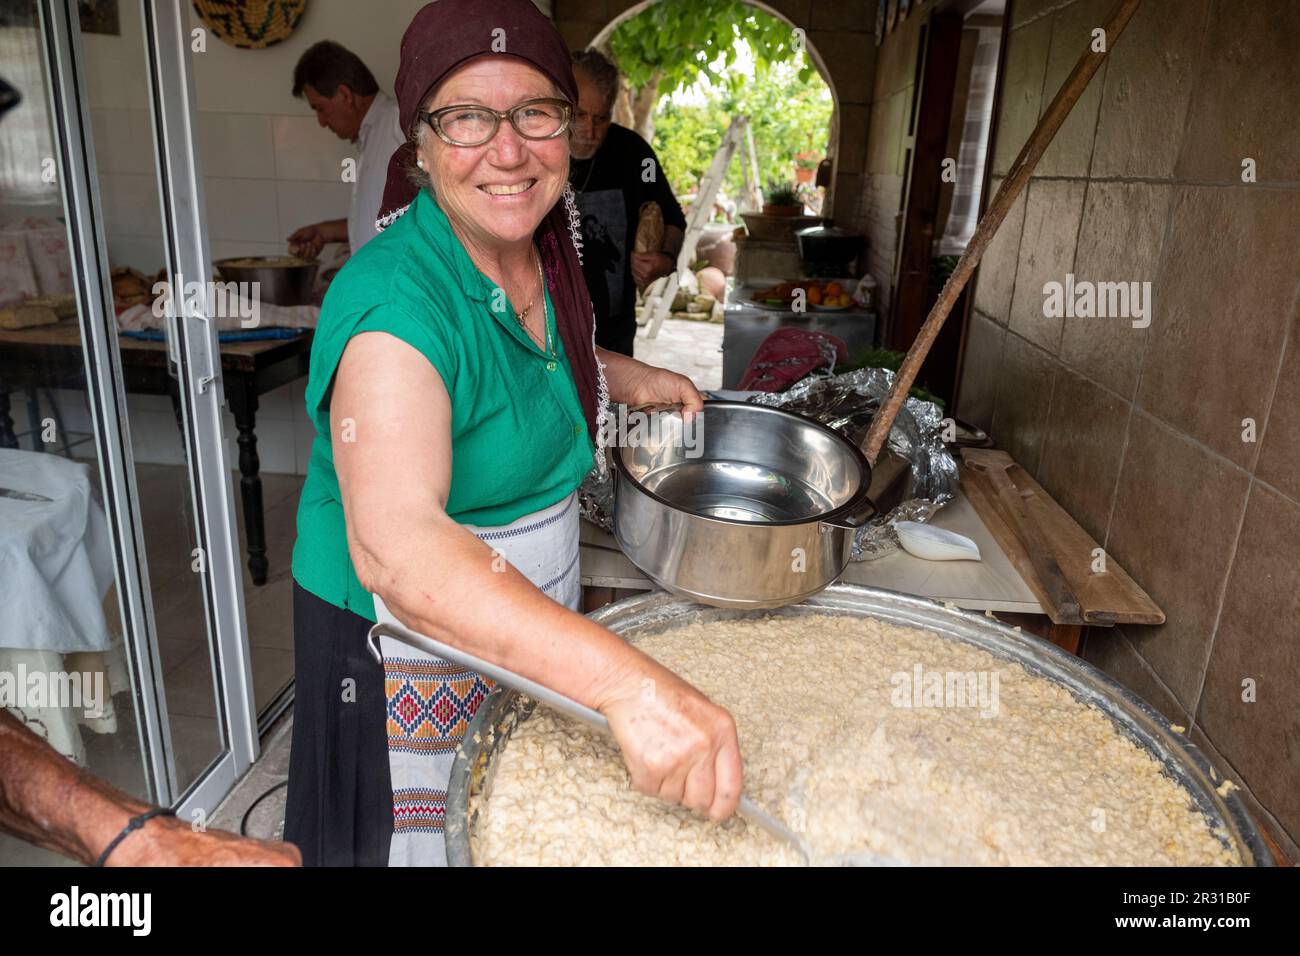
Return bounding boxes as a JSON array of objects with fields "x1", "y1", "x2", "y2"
[
  {"x1": 446, "y1": 585, "x2": 1272, "y2": 866},
  {"x1": 612, "y1": 400, "x2": 876, "y2": 608},
  {"x1": 212, "y1": 256, "x2": 319, "y2": 306}
]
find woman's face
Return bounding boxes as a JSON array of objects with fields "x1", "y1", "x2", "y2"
[{"x1": 418, "y1": 56, "x2": 569, "y2": 252}]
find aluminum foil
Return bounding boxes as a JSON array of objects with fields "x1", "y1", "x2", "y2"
[
  {"x1": 577, "y1": 368, "x2": 958, "y2": 560},
  {"x1": 747, "y1": 368, "x2": 957, "y2": 559}
]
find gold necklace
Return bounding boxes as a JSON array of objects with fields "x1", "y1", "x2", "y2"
[
  {"x1": 514, "y1": 258, "x2": 539, "y2": 324},
  {"x1": 517, "y1": 250, "x2": 553, "y2": 357}
]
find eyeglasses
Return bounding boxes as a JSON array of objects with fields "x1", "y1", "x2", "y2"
[{"x1": 420, "y1": 98, "x2": 572, "y2": 147}]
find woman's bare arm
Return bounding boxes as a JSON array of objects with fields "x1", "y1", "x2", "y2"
[
  {"x1": 332, "y1": 332, "x2": 740, "y2": 818},
  {"x1": 595, "y1": 346, "x2": 704, "y2": 413}
]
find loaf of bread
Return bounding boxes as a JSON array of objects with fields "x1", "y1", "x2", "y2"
[
  {"x1": 0, "y1": 304, "x2": 59, "y2": 330},
  {"x1": 633, "y1": 201, "x2": 664, "y2": 254}
]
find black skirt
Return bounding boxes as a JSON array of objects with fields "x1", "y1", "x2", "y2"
[{"x1": 283, "y1": 582, "x2": 393, "y2": 866}]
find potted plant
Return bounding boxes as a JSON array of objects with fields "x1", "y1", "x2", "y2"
[
  {"x1": 762, "y1": 180, "x2": 803, "y2": 216},
  {"x1": 794, "y1": 153, "x2": 819, "y2": 184}
]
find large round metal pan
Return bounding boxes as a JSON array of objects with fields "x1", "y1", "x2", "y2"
[{"x1": 445, "y1": 585, "x2": 1271, "y2": 867}]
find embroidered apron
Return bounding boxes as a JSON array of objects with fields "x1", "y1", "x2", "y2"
[{"x1": 374, "y1": 491, "x2": 581, "y2": 867}]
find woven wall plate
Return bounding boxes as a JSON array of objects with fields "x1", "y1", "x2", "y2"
[{"x1": 192, "y1": 0, "x2": 308, "y2": 50}]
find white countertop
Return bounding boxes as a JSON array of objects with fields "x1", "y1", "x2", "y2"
[{"x1": 580, "y1": 486, "x2": 1043, "y2": 613}]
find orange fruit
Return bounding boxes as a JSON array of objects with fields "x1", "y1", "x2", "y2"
[
  {"x1": 807, "y1": 286, "x2": 823, "y2": 305},
  {"x1": 824, "y1": 282, "x2": 843, "y2": 296}
]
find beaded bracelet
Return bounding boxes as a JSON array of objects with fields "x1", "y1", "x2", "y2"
[{"x1": 95, "y1": 807, "x2": 177, "y2": 867}]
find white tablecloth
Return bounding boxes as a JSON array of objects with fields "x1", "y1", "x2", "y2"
[
  {"x1": 0, "y1": 449, "x2": 122, "y2": 763},
  {"x1": 0, "y1": 448, "x2": 115, "y2": 653}
]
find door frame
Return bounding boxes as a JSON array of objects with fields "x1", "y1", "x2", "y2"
[
  {"x1": 38, "y1": 0, "x2": 258, "y2": 817},
  {"x1": 888, "y1": 0, "x2": 1009, "y2": 405}
]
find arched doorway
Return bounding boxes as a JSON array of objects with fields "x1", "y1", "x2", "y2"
[{"x1": 564, "y1": 0, "x2": 847, "y2": 218}]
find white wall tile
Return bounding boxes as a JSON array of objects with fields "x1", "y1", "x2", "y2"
[
  {"x1": 276, "y1": 180, "x2": 351, "y2": 238},
  {"x1": 81, "y1": 53, "x2": 150, "y2": 112},
  {"x1": 203, "y1": 177, "x2": 280, "y2": 244},
  {"x1": 199, "y1": 113, "x2": 276, "y2": 180},
  {"x1": 80, "y1": 0, "x2": 151, "y2": 112},
  {"x1": 221, "y1": 411, "x2": 298, "y2": 474},
  {"x1": 128, "y1": 411, "x2": 186, "y2": 466},
  {"x1": 105, "y1": 235, "x2": 168, "y2": 274},
  {"x1": 258, "y1": 381, "x2": 297, "y2": 422},
  {"x1": 209, "y1": 239, "x2": 285, "y2": 262},
  {"x1": 127, "y1": 393, "x2": 176, "y2": 417},
  {"x1": 99, "y1": 173, "x2": 163, "y2": 239},
  {"x1": 41, "y1": 389, "x2": 94, "y2": 436},
  {"x1": 185, "y1": 0, "x2": 428, "y2": 114},
  {"x1": 245, "y1": 417, "x2": 297, "y2": 475},
  {"x1": 272, "y1": 115, "x2": 355, "y2": 182},
  {"x1": 90, "y1": 109, "x2": 155, "y2": 176}
]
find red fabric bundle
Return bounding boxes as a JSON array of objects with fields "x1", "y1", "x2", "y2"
[{"x1": 737, "y1": 328, "x2": 848, "y2": 392}]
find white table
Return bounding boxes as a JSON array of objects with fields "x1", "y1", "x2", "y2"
[{"x1": 0, "y1": 448, "x2": 122, "y2": 762}]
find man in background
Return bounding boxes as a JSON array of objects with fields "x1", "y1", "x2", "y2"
[
  {"x1": 286, "y1": 41, "x2": 404, "y2": 257},
  {"x1": 568, "y1": 49, "x2": 686, "y2": 357}
]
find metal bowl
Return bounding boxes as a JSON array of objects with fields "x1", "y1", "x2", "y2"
[
  {"x1": 446, "y1": 585, "x2": 1272, "y2": 867},
  {"x1": 612, "y1": 401, "x2": 875, "y2": 608},
  {"x1": 212, "y1": 256, "x2": 318, "y2": 306}
]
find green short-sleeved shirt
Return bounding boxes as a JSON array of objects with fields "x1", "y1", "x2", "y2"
[{"x1": 291, "y1": 188, "x2": 594, "y2": 621}]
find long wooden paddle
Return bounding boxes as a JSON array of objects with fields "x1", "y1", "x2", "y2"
[{"x1": 860, "y1": 0, "x2": 1143, "y2": 465}]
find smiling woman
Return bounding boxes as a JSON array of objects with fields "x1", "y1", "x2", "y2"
[
  {"x1": 284, "y1": 0, "x2": 743, "y2": 868},
  {"x1": 415, "y1": 58, "x2": 572, "y2": 277}
]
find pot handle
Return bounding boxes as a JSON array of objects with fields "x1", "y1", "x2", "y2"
[{"x1": 820, "y1": 495, "x2": 877, "y2": 532}]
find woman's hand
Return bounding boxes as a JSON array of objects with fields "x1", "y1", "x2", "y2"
[
  {"x1": 597, "y1": 348, "x2": 705, "y2": 416},
  {"x1": 595, "y1": 662, "x2": 742, "y2": 821}
]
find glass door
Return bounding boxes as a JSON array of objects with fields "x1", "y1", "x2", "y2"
[
  {"x1": 0, "y1": 0, "x2": 153, "y2": 864},
  {"x1": 0, "y1": 0, "x2": 256, "y2": 865}
]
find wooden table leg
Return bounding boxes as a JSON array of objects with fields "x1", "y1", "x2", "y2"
[
  {"x1": 227, "y1": 380, "x2": 268, "y2": 586},
  {"x1": 0, "y1": 389, "x2": 18, "y2": 449},
  {"x1": 990, "y1": 612, "x2": 1083, "y2": 656},
  {"x1": 1045, "y1": 623, "x2": 1082, "y2": 656}
]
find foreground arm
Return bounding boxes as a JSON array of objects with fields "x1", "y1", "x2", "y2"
[
  {"x1": 0, "y1": 711, "x2": 299, "y2": 866},
  {"x1": 596, "y1": 346, "x2": 704, "y2": 414},
  {"x1": 334, "y1": 332, "x2": 740, "y2": 818}
]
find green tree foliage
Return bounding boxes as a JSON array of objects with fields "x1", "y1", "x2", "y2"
[
  {"x1": 651, "y1": 60, "x2": 833, "y2": 213},
  {"x1": 608, "y1": 0, "x2": 814, "y2": 98},
  {"x1": 608, "y1": 1, "x2": 832, "y2": 218}
]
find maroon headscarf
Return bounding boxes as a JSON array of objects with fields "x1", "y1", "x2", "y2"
[{"x1": 377, "y1": 0, "x2": 603, "y2": 441}]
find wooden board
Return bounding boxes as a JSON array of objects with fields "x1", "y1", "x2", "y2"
[{"x1": 960, "y1": 448, "x2": 1164, "y2": 627}]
